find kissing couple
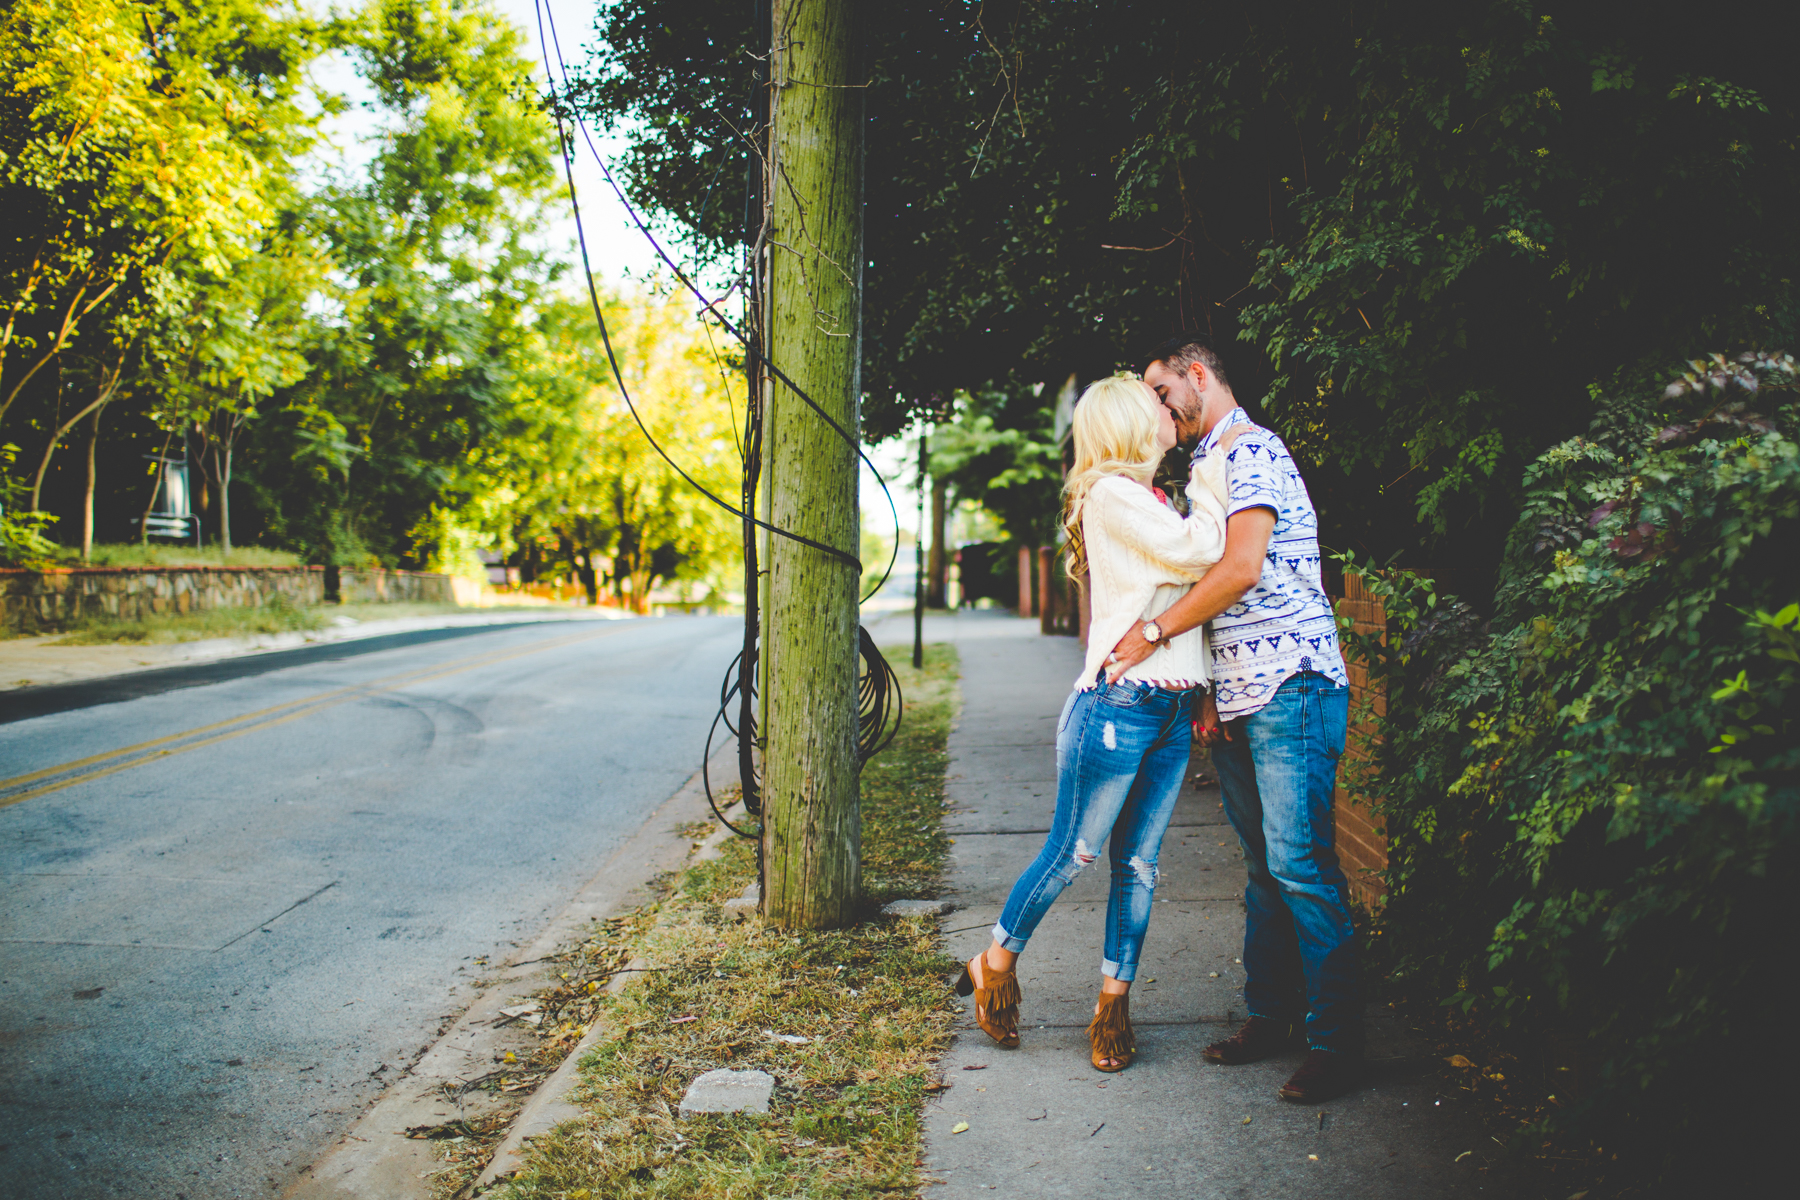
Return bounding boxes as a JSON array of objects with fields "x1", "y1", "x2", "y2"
[{"x1": 954, "y1": 335, "x2": 1362, "y2": 1104}]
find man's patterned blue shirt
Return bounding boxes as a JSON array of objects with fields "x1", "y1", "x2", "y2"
[{"x1": 1194, "y1": 408, "x2": 1347, "y2": 720}]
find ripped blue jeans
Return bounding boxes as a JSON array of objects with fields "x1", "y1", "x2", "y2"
[{"x1": 991, "y1": 677, "x2": 1196, "y2": 981}]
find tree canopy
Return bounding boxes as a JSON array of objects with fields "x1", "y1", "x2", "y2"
[
  {"x1": 578, "y1": 0, "x2": 1800, "y2": 568},
  {"x1": 0, "y1": 0, "x2": 743, "y2": 604}
]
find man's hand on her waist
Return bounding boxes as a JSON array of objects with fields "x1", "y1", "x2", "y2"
[
  {"x1": 1104, "y1": 622, "x2": 1157, "y2": 683},
  {"x1": 1104, "y1": 509, "x2": 1277, "y2": 685}
]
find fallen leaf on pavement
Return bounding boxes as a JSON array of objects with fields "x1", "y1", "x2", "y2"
[
  {"x1": 962, "y1": 1064, "x2": 988, "y2": 1071},
  {"x1": 1446, "y1": 1054, "x2": 1476, "y2": 1069},
  {"x1": 951, "y1": 1122, "x2": 969, "y2": 1134}
]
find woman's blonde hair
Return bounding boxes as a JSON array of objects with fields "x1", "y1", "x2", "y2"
[{"x1": 1061, "y1": 375, "x2": 1164, "y2": 579}]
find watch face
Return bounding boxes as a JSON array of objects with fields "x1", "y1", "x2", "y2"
[{"x1": 1145, "y1": 622, "x2": 1161, "y2": 642}]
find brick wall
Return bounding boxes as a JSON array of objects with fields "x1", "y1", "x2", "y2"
[{"x1": 1332, "y1": 571, "x2": 1389, "y2": 908}]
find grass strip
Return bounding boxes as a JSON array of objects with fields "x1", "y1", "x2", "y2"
[
  {"x1": 50, "y1": 543, "x2": 305, "y2": 568},
  {"x1": 474, "y1": 643, "x2": 961, "y2": 1200}
]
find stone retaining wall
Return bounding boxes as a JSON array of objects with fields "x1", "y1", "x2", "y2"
[
  {"x1": 333, "y1": 567, "x2": 454, "y2": 606},
  {"x1": 0, "y1": 566, "x2": 454, "y2": 633}
]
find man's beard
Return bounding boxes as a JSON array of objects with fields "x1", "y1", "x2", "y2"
[{"x1": 1169, "y1": 378, "x2": 1205, "y2": 442}]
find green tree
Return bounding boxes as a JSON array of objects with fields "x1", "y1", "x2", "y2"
[
  {"x1": 0, "y1": 0, "x2": 320, "y2": 559},
  {"x1": 436, "y1": 286, "x2": 744, "y2": 610},
  {"x1": 1345, "y1": 351, "x2": 1798, "y2": 1189},
  {"x1": 578, "y1": 0, "x2": 1799, "y2": 575},
  {"x1": 0, "y1": 0, "x2": 312, "y2": 433},
  {"x1": 152, "y1": 233, "x2": 325, "y2": 551},
  {"x1": 242, "y1": 0, "x2": 559, "y2": 567}
]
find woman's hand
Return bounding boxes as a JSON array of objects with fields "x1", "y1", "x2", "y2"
[{"x1": 1192, "y1": 689, "x2": 1228, "y2": 747}]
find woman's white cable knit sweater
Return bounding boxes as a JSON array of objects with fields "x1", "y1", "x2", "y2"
[{"x1": 1073, "y1": 453, "x2": 1229, "y2": 691}]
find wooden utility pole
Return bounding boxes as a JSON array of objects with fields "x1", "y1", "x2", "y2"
[
  {"x1": 760, "y1": 0, "x2": 864, "y2": 929},
  {"x1": 927, "y1": 477, "x2": 948, "y2": 607},
  {"x1": 913, "y1": 430, "x2": 926, "y2": 669}
]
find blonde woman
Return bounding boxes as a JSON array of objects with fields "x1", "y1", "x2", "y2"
[{"x1": 954, "y1": 376, "x2": 1229, "y2": 1072}]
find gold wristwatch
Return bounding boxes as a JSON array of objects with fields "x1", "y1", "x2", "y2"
[{"x1": 1142, "y1": 619, "x2": 1164, "y2": 646}]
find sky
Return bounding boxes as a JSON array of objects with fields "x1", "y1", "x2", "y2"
[{"x1": 305, "y1": 0, "x2": 921, "y2": 542}]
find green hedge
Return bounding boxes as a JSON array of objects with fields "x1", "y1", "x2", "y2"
[{"x1": 1348, "y1": 353, "x2": 1798, "y2": 1189}]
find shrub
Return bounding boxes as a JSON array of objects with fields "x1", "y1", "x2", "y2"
[
  {"x1": 0, "y1": 443, "x2": 56, "y2": 568},
  {"x1": 1350, "y1": 353, "x2": 1798, "y2": 1189}
]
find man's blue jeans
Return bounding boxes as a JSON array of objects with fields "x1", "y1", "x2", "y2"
[
  {"x1": 992, "y1": 678, "x2": 1194, "y2": 981},
  {"x1": 1213, "y1": 671, "x2": 1361, "y2": 1053}
]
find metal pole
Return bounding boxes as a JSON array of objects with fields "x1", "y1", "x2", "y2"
[{"x1": 913, "y1": 427, "x2": 926, "y2": 670}]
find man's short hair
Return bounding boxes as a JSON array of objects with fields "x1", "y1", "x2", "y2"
[{"x1": 1141, "y1": 335, "x2": 1231, "y2": 393}]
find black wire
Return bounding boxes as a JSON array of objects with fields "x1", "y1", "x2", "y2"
[
  {"x1": 533, "y1": 7, "x2": 860, "y2": 574},
  {"x1": 702, "y1": 682, "x2": 758, "y2": 837},
  {"x1": 856, "y1": 625, "x2": 903, "y2": 761}
]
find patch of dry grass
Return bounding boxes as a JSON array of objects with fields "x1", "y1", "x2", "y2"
[
  {"x1": 477, "y1": 643, "x2": 961, "y2": 1200},
  {"x1": 55, "y1": 543, "x2": 305, "y2": 568}
]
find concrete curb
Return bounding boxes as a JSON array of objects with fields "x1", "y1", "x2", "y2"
[
  {"x1": 470, "y1": 802, "x2": 749, "y2": 1193},
  {"x1": 0, "y1": 607, "x2": 626, "y2": 694},
  {"x1": 286, "y1": 742, "x2": 746, "y2": 1200}
]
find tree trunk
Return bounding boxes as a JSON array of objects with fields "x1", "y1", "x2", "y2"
[
  {"x1": 761, "y1": 0, "x2": 864, "y2": 930},
  {"x1": 927, "y1": 476, "x2": 948, "y2": 607},
  {"x1": 82, "y1": 406, "x2": 100, "y2": 561},
  {"x1": 31, "y1": 378, "x2": 116, "y2": 511},
  {"x1": 216, "y1": 439, "x2": 233, "y2": 553},
  {"x1": 578, "y1": 547, "x2": 599, "y2": 605},
  {"x1": 140, "y1": 431, "x2": 173, "y2": 544}
]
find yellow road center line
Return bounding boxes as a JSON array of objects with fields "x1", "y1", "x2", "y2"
[
  {"x1": 0, "y1": 623, "x2": 625, "y2": 809},
  {"x1": 0, "y1": 624, "x2": 608, "y2": 792},
  {"x1": 0, "y1": 697, "x2": 355, "y2": 810}
]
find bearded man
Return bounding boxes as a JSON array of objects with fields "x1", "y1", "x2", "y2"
[{"x1": 1103, "y1": 335, "x2": 1361, "y2": 1102}]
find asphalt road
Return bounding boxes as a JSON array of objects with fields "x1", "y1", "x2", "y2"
[{"x1": 0, "y1": 616, "x2": 744, "y2": 1199}]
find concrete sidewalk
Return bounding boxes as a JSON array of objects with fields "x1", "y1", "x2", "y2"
[{"x1": 873, "y1": 610, "x2": 1511, "y2": 1199}]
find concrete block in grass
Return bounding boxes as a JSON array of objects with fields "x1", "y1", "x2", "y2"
[{"x1": 680, "y1": 1069, "x2": 775, "y2": 1116}]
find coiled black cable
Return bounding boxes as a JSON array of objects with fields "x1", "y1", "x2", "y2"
[{"x1": 701, "y1": 631, "x2": 902, "y2": 837}]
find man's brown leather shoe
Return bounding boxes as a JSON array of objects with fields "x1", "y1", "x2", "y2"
[
  {"x1": 1202, "y1": 1016, "x2": 1299, "y2": 1065},
  {"x1": 1278, "y1": 1048, "x2": 1363, "y2": 1102}
]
